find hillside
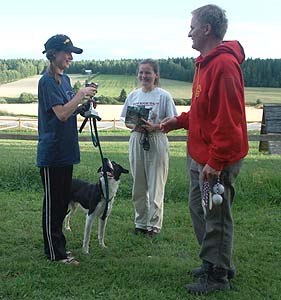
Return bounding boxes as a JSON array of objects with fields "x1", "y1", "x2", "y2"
[
  {"x1": 0, "y1": 74, "x2": 280, "y2": 104},
  {"x1": 71, "y1": 74, "x2": 193, "y2": 99}
]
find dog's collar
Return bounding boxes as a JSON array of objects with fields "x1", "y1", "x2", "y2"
[{"x1": 99, "y1": 180, "x2": 114, "y2": 202}]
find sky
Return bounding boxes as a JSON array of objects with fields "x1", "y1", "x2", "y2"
[{"x1": 0, "y1": 0, "x2": 280, "y2": 61}]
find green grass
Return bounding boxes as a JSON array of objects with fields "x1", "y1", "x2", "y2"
[{"x1": 0, "y1": 140, "x2": 281, "y2": 299}]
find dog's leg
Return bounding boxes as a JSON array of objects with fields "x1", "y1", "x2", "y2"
[
  {"x1": 64, "y1": 202, "x2": 78, "y2": 231},
  {"x1": 98, "y1": 218, "x2": 108, "y2": 248},
  {"x1": 82, "y1": 213, "x2": 95, "y2": 254}
]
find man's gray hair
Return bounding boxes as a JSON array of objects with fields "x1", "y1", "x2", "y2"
[{"x1": 191, "y1": 4, "x2": 228, "y2": 40}]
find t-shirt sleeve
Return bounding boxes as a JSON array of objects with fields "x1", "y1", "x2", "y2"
[
  {"x1": 41, "y1": 79, "x2": 64, "y2": 112},
  {"x1": 165, "y1": 93, "x2": 178, "y2": 117}
]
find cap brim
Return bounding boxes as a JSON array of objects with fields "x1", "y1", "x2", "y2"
[
  {"x1": 42, "y1": 46, "x2": 83, "y2": 55},
  {"x1": 65, "y1": 46, "x2": 83, "y2": 54}
]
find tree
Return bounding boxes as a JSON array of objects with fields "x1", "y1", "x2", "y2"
[
  {"x1": 118, "y1": 88, "x2": 127, "y2": 103},
  {"x1": 73, "y1": 81, "x2": 82, "y2": 94}
]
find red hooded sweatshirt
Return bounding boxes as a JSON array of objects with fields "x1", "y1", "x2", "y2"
[{"x1": 176, "y1": 41, "x2": 249, "y2": 170}]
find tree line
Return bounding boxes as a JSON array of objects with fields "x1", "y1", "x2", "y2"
[
  {"x1": 0, "y1": 57, "x2": 280, "y2": 88},
  {"x1": 0, "y1": 59, "x2": 45, "y2": 83}
]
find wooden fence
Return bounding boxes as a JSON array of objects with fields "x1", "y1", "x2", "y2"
[
  {"x1": 0, "y1": 116, "x2": 127, "y2": 131},
  {"x1": 1, "y1": 117, "x2": 281, "y2": 153},
  {"x1": 1, "y1": 133, "x2": 281, "y2": 142}
]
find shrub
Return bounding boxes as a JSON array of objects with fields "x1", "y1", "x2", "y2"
[
  {"x1": 0, "y1": 98, "x2": 7, "y2": 103},
  {"x1": 118, "y1": 88, "x2": 127, "y2": 103},
  {"x1": 96, "y1": 95, "x2": 121, "y2": 104},
  {"x1": 73, "y1": 81, "x2": 82, "y2": 94},
  {"x1": 173, "y1": 98, "x2": 191, "y2": 105},
  {"x1": 18, "y1": 92, "x2": 36, "y2": 103}
]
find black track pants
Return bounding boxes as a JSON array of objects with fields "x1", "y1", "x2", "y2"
[{"x1": 40, "y1": 165, "x2": 73, "y2": 261}]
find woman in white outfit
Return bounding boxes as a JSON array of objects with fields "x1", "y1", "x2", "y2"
[{"x1": 120, "y1": 59, "x2": 177, "y2": 237}]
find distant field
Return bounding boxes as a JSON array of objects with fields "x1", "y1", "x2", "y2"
[
  {"x1": 0, "y1": 74, "x2": 280, "y2": 104},
  {"x1": 243, "y1": 87, "x2": 281, "y2": 103},
  {"x1": 72, "y1": 74, "x2": 193, "y2": 99}
]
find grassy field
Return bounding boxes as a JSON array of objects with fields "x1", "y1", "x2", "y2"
[
  {"x1": 0, "y1": 74, "x2": 280, "y2": 104},
  {"x1": 0, "y1": 139, "x2": 281, "y2": 300}
]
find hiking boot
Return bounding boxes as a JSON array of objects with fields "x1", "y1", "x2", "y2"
[
  {"x1": 190, "y1": 261, "x2": 235, "y2": 280},
  {"x1": 186, "y1": 267, "x2": 230, "y2": 295},
  {"x1": 190, "y1": 261, "x2": 212, "y2": 277}
]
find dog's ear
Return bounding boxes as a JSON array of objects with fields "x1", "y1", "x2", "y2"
[
  {"x1": 97, "y1": 166, "x2": 102, "y2": 173},
  {"x1": 122, "y1": 167, "x2": 129, "y2": 174},
  {"x1": 112, "y1": 161, "x2": 129, "y2": 174}
]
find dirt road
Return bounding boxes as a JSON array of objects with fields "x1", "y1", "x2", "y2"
[{"x1": 0, "y1": 103, "x2": 262, "y2": 122}]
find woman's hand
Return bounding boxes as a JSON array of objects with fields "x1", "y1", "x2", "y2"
[
  {"x1": 141, "y1": 119, "x2": 160, "y2": 132},
  {"x1": 77, "y1": 85, "x2": 98, "y2": 99}
]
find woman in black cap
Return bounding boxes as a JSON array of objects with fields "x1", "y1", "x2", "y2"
[{"x1": 37, "y1": 34, "x2": 97, "y2": 265}]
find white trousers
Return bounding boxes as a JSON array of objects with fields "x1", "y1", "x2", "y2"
[{"x1": 129, "y1": 131, "x2": 169, "y2": 232}]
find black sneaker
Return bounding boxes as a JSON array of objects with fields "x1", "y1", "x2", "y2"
[
  {"x1": 147, "y1": 230, "x2": 159, "y2": 238},
  {"x1": 186, "y1": 268, "x2": 230, "y2": 295},
  {"x1": 190, "y1": 262, "x2": 235, "y2": 280}
]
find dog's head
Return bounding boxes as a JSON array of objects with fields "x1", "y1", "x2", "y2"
[{"x1": 98, "y1": 158, "x2": 129, "y2": 181}]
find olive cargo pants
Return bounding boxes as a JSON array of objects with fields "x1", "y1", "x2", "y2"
[{"x1": 189, "y1": 158, "x2": 243, "y2": 269}]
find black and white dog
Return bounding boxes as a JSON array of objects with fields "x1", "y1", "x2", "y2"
[{"x1": 64, "y1": 158, "x2": 129, "y2": 254}]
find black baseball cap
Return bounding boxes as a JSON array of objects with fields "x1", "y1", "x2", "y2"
[{"x1": 42, "y1": 34, "x2": 83, "y2": 54}]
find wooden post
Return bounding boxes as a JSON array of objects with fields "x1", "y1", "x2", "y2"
[
  {"x1": 259, "y1": 109, "x2": 268, "y2": 152},
  {"x1": 259, "y1": 104, "x2": 281, "y2": 154}
]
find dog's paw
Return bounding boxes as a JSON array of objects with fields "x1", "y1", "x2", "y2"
[
  {"x1": 82, "y1": 247, "x2": 89, "y2": 254},
  {"x1": 99, "y1": 242, "x2": 107, "y2": 249},
  {"x1": 65, "y1": 227, "x2": 72, "y2": 231}
]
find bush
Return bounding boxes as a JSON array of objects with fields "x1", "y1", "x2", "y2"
[
  {"x1": 73, "y1": 81, "x2": 82, "y2": 94},
  {"x1": 18, "y1": 92, "x2": 36, "y2": 103},
  {"x1": 174, "y1": 98, "x2": 191, "y2": 105},
  {"x1": 118, "y1": 88, "x2": 127, "y2": 103},
  {"x1": 96, "y1": 95, "x2": 121, "y2": 104},
  {"x1": 0, "y1": 98, "x2": 7, "y2": 103}
]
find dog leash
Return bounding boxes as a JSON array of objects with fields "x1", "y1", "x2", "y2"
[
  {"x1": 89, "y1": 118, "x2": 110, "y2": 221},
  {"x1": 79, "y1": 114, "x2": 110, "y2": 221}
]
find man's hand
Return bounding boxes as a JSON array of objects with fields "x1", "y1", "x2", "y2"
[
  {"x1": 160, "y1": 117, "x2": 178, "y2": 133},
  {"x1": 202, "y1": 164, "x2": 221, "y2": 182}
]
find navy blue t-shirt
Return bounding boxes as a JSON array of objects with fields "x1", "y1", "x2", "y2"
[{"x1": 37, "y1": 72, "x2": 80, "y2": 167}]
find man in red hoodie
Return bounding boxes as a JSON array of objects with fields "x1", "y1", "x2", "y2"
[{"x1": 161, "y1": 4, "x2": 249, "y2": 295}]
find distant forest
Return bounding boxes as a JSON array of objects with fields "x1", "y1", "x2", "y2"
[{"x1": 0, "y1": 57, "x2": 280, "y2": 87}]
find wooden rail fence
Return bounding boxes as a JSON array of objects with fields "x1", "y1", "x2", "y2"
[
  {"x1": 1, "y1": 116, "x2": 281, "y2": 154},
  {"x1": 1, "y1": 133, "x2": 281, "y2": 143}
]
